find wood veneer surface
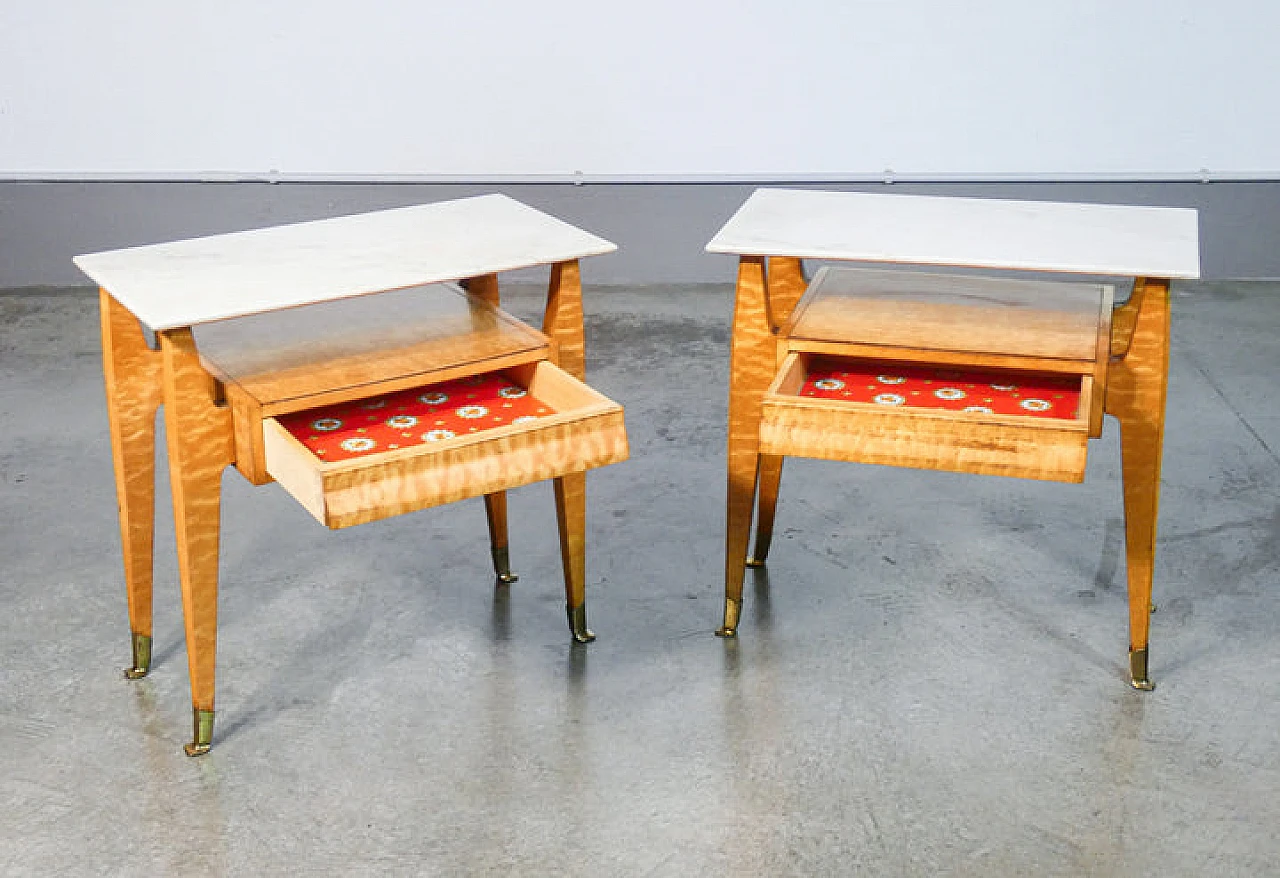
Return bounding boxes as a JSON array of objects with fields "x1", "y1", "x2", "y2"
[
  {"x1": 195, "y1": 283, "x2": 548, "y2": 405},
  {"x1": 789, "y1": 267, "x2": 1109, "y2": 362}
]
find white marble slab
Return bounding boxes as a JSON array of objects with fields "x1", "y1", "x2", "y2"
[
  {"x1": 75, "y1": 194, "x2": 617, "y2": 330},
  {"x1": 707, "y1": 189, "x2": 1200, "y2": 279}
]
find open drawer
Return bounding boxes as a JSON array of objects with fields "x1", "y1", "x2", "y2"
[
  {"x1": 759, "y1": 353, "x2": 1092, "y2": 482},
  {"x1": 263, "y1": 361, "x2": 628, "y2": 528}
]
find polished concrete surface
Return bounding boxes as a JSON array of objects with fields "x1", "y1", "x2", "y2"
[{"x1": 1, "y1": 281, "x2": 1277, "y2": 875}]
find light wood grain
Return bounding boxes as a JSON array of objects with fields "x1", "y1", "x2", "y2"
[
  {"x1": 1109, "y1": 277, "x2": 1147, "y2": 360},
  {"x1": 226, "y1": 383, "x2": 270, "y2": 485},
  {"x1": 750, "y1": 455, "x2": 784, "y2": 564},
  {"x1": 158, "y1": 327, "x2": 235, "y2": 715},
  {"x1": 1104, "y1": 277, "x2": 1170, "y2": 659},
  {"x1": 765, "y1": 256, "x2": 807, "y2": 333},
  {"x1": 200, "y1": 283, "x2": 550, "y2": 484},
  {"x1": 263, "y1": 362, "x2": 628, "y2": 529},
  {"x1": 100, "y1": 290, "x2": 163, "y2": 650},
  {"x1": 483, "y1": 492, "x2": 511, "y2": 567},
  {"x1": 544, "y1": 260, "x2": 585, "y2": 379},
  {"x1": 460, "y1": 273, "x2": 511, "y2": 562},
  {"x1": 723, "y1": 256, "x2": 776, "y2": 617},
  {"x1": 750, "y1": 251, "x2": 802, "y2": 564},
  {"x1": 782, "y1": 339, "x2": 1093, "y2": 375},
  {"x1": 760, "y1": 353, "x2": 1091, "y2": 483},
  {"x1": 197, "y1": 283, "x2": 548, "y2": 407},
  {"x1": 1088, "y1": 294, "x2": 1114, "y2": 438},
  {"x1": 461, "y1": 273, "x2": 501, "y2": 306},
  {"x1": 554, "y1": 473, "x2": 588, "y2": 611},
  {"x1": 788, "y1": 267, "x2": 1110, "y2": 362}
]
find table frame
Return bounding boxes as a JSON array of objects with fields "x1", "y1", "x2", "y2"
[
  {"x1": 89, "y1": 200, "x2": 613, "y2": 755},
  {"x1": 712, "y1": 197, "x2": 1188, "y2": 691}
]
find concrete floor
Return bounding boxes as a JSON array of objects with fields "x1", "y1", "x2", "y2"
[{"x1": 1, "y1": 281, "x2": 1277, "y2": 876}]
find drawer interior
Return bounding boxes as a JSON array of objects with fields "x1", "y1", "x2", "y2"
[
  {"x1": 786, "y1": 356, "x2": 1084, "y2": 422},
  {"x1": 275, "y1": 370, "x2": 558, "y2": 463},
  {"x1": 761, "y1": 353, "x2": 1092, "y2": 482},
  {"x1": 263, "y1": 361, "x2": 628, "y2": 528}
]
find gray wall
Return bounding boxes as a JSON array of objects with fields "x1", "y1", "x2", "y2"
[{"x1": 3, "y1": 180, "x2": 1279, "y2": 288}]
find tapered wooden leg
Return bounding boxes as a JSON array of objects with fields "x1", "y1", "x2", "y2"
[
  {"x1": 543, "y1": 262, "x2": 594, "y2": 642},
  {"x1": 1105, "y1": 278, "x2": 1171, "y2": 691},
  {"x1": 461, "y1": 276, "x2": 523, "y2": 586},
  {"x1": 158, "y1": 328, "x2": 234, "y2": 754},
  {"x1": 720, "y1": 256, "x2": 777, "y2": 636},
  {"x1": 765, "y1": 256, "x2": 807, "y2": 332},
  {"x1": 484, "y1": 492, "x2": 518, "y2": 583},
  {"x1": 100, "y1": 291, "x2": 163, "y2": 679},
  {"x1": 461, "y1": 273, "x2": 500, "y2": 307},
  {"x1": 748, "y1": 454, "x2": 785, "y2": 567},
  {"x1": 544, "y1": 261, "x2": 585, "y2": 379},
  {"x1": 553, "y1": 473, "x2": 593, "y2": 643},
  {"x1": 742, "y1": 260, "x2": 803, "y2": 569}
]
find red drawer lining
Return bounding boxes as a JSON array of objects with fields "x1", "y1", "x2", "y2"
[
  {"x1": 797, "y1": 357, "x2": 1081, "y2": 420},
  {"x1": 277, "y1": 371, "x2": 556, "y2": 462}
]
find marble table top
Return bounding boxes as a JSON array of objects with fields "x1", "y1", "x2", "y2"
[
  {"x1": 76, "y1": 194, "x2": 617, "y2": 330},
  {"x1": 707, "y1": 188, "x2": 1200, "y2": 279}
]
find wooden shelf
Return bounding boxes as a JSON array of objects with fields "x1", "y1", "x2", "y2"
[
  {"x1": 787, "y1": 267, "x2": 1112, "y2": 364},
  {"x1": 196, "y1": 282, "x2": 549, "y2": 408}
]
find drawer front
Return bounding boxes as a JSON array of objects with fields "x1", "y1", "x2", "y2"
[
  {"x1": 264, "y1": 361, "x2": 628, "y2": 528},
  {"x1": 760, "y1": 353, "x2": 1091, "y2": 483}
]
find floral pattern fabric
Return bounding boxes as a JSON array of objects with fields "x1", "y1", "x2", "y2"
[
  {"x1": 799, "y1": 358, "x2": 1080, "y2": 419},
  {"x1": 279, "y1": 372, "x2": 555, "y2": 462}
]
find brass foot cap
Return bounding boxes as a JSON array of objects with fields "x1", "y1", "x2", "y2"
[
  {"x1": 745, "y1": 557, "x2": 765, "y2": 568},
  {"x1": 1129, "y1": 648, "x2": 1154, "y2": 691},
  {"x1": 491, "y1": 547, "x2": 517, "y2": 585},
  {"x1": 717, "y1": 597, "x2": 742, "y2": 637},
  {"x1": 124, "y1": 634, "x2": 152, "y2": 680},
  {"x1": 184, "y1": 709, "x2": 214, "y2": 757},
  {"x1": 567, "y1": 605, "x2": 595, "y2": 644}
]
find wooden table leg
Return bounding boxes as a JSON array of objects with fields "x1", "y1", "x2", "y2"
[
  {"x1": 719, "y1": 255, "x2": 777, "y2": 636},
  {"x1": 749, "y1": 455, "x2": 785, "y2": 567},
  {"x1": 461, "y1": 274, "x2": 521, "y2": 586},
  {"x1": 158, "y1": 328, "x2": 234, "y2": 754},
  {"x1": 100, "y1": 291, "x2": 162, "y2": 679},
  {"x1": 1104, "y1": 277, "x2": 1171, "y2": 690},
  {"x1": 765, "y1": 256, "x2": 808, "y2": 333},
  {"x1": 484, "y1": 492, "x2": 518, "y2": 584},
  {"x1": 747, "y1": 257, "x2": 807, "y2": 568},
  {"x1": 554, "y1": 473, "x2": 593, "y2": 643},
  {"x1": 543, "y1": 261, "x2": 596, "y2": 642}
]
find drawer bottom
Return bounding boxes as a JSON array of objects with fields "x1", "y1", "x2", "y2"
[{"x1": 276, "y1": 371, "x2": 558, "y2": 463}]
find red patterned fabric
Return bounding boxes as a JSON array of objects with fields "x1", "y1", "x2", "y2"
[
  {"x1": 279, "y1": 372, "x2": 555, "y2": 462},
  {"x1": 799, "y1": 358, "x2": 1080, "y2": 419}
]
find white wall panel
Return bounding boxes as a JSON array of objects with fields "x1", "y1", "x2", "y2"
[{"x1": 2, "y1": 1, "x2": 1277, "y2": 178}]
